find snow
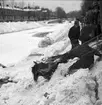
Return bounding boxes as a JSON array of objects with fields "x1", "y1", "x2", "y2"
[
  {"x1": 0, "y1": 30, "x2": 41, "y2": 66},
  {"x1": 0, "y1": 21, "x2": 71, "y2": 66},
  {"x1": 0, "y1": 21, "x2": 42, "y2": 34},
  {"x1": 0, "y1": 20, "x2": 102, "y2": 105}
]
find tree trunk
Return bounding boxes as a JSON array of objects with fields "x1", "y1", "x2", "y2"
[{"x1": 100, "y1": 1, "x2": 102, "y2": 31}]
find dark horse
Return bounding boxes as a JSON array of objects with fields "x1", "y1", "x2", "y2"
[
  {"x1": 32, "y1": 61, "x2": 60, "y2": 82},
  {"x1": 60, "y1": 44, "x2": 102, "y2": 74},
  {"x1": 31, "y1": 44, "x2": 102, "y2": 82}
]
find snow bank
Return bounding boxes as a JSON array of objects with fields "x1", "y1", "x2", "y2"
[
  {"x1": 0, "y1": 60, "x2": 99, "y2": 105},
  {"x1": 0, "y1": 31, "x2": 42, "y2": 66},
  {"x1": 0, "y1": 20, "x2": 102, "y2": 105},
  {"x1": 30, "y1": 22, "x2": 72, "y2": 59},
  {"x1": 0, "y1": 21, "x2": 42, "y2": 34},
  {"x1": 90, "y1": 61, "x2": 102, "y2": 103},
  {"x1": 29, "y1": 38, "x2": 71, "y2": 61},
  {"x1": 47, "y1": 22, "x2": 73, "y2": 42},
  {"x1": 38, "y1": 21, "x2": 73, "y2": 48},
  {"x1": 0, "y1": 21, "x2": 71, "y2": 66}
]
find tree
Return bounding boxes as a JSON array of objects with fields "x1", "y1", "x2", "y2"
[
  {"x1": 55, "y1": 7, "x2": 67, "y2": 19},
  {"x1": 28, "y1": 3, "x2": 31, "y2": 9},
  {"x1": 40, "y1": 8, "x2": 50, "y2": 20},
  {"x1": 100, "y1": 0, "x2": 102, "y2": 31},
  {"x1": 81, "y1": 0, "x2": 102, "y2": 30},
  {"x1": 0, "y1": 0, "x2": 6, "y2": 21},
  {"x1": 0, "y1": 0, "x2": 5, "y2": 8},
  {"x1": 67, "y1": 10, "x2": 81, "y2": 19},
  {"x1": 11, "y1": 0, "x2": 14, "y2": 8},
  {"x1": 18, "y1": 0, "x2": 25, "y2": 9},
  {"x1": 81, "y1": 0, "x2": 94, "y2": 16},
  {"x1": 14, "y1": 2, "x2": 17, "y2": 8},
  {"x1": 6, "y1": 4, "x2": 9, "y2": 7},
  {"x1": 34, "y1": 6, "x2": 40, "y2": 9}
]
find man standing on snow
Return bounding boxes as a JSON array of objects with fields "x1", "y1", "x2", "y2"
[{"x1": 68, "y1": 20, "x2": 80, "y2": 49}]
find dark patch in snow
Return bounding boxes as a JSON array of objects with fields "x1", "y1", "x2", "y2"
[
  {"x1": 94, "y1": 76, "x2": 99, "y2": 100},
  {"x1": 0, "y1": 77, "x2": 17, "y2": 88},
  {"x1": 0, "y1": 63, "x2": 6, "y2": 68},
  {"x1": 44, "y1": 92, "x2": 50, "y2": 99},
  {"x1": 32, "y1": 32, "x2": 51, "y2": 37},
  {"x1": 29, "y1": 53, "x2": 44, "y2": 57}
]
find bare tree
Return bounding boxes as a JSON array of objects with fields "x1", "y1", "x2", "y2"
[
  {"x1": 81, "y1": 0, "x2": 93, "y2": 16},
  {"x1": 0, "y1": 0, "x2": 2, "y2": 7},
  {"x1": 18, "y1": 0, "x2": 25, "y2": 9},
  {"x1": 0, "y1": 0, "x2": 6, "y2": 21},
  {"x1": 0, "y1": 0, "x2": 5, "y2": 8},
  {"x1": 28, "y1": 3, "x2": 31, "y2": 9},
  {"x1": 14, "y1": 1, "x2": 17, "y2": 8},
  {"x1": 100, "y1": 1, "x2": 102, "y2": 31},
  {"x1": 2, "y1": 0, "x2": 5, "y2": 8},
  {"x1": 55, "y1": 7, "x2": 67, "y2": 19},
  {"x1": 11, "y1": 0, "x2": 14, "y2": 9}
]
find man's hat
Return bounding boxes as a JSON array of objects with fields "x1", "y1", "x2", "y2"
[{"x1": 74, "y1": 20, "x2": 79, "y2": 26}]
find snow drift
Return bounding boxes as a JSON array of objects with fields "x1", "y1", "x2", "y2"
[
  {"x1": 38, "y1": 22, "x2": 73, "y2": 48},
  {"x1": 0, "y1": 21, "x2": 42, "y2": 34},
  {"x1": 0, "y1": 21, "x2": 71, "y2": 66},
  {"x1": 0, "y1": 59, "x2": 102, "y2": 105},
  {"x1": 0, "y1": 21, "x2": 102, "y2": 105}
]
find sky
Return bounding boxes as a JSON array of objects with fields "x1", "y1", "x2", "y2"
[
  {"x1": 4, "y1": 0, "x2": 83, "y2": 13},
  {"x1": 26, "y1": 0, "x2": 82, "y2": 13}
]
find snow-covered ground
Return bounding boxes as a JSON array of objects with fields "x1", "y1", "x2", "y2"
[
  {"x1": 0, "y1": 21, "x2": 102, "y2": 105},
  {"x1": 0, "y1": 21, "x2": 72, "y2": 66},
  {"x1": 0, "y1": 21, "x2": 42, "y2": 34}
]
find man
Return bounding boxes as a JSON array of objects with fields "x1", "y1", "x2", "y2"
[{"x1": 68, "y1": 20, "x2": 80, "y2": 49}]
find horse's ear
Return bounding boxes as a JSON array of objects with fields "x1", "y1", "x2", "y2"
[{"x1": 33, "y1": 61, "x2": 37, "y2": 65}]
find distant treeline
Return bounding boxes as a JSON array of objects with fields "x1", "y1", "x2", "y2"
[
  {"x1": 67, "y1": 11, "x2": 81, "y2": 19},
  {"x1": 0, "y1": 5, "x2": 67, "y2": 22}
]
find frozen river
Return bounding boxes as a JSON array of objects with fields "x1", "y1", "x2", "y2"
[
  {"x1": 0, "y1": 22, "x2": 69, "y2": 66},
  {"x1": 0, "y1": 29, "x2": 41, "y2": 66}
]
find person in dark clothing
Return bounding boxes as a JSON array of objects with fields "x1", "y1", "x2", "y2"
[
  {"x1": 68, "y1": 20, "x2": 80, "y2": 49},
  {"x1": 59, "y1": 44, "x2": 102, "y2": 75}
]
